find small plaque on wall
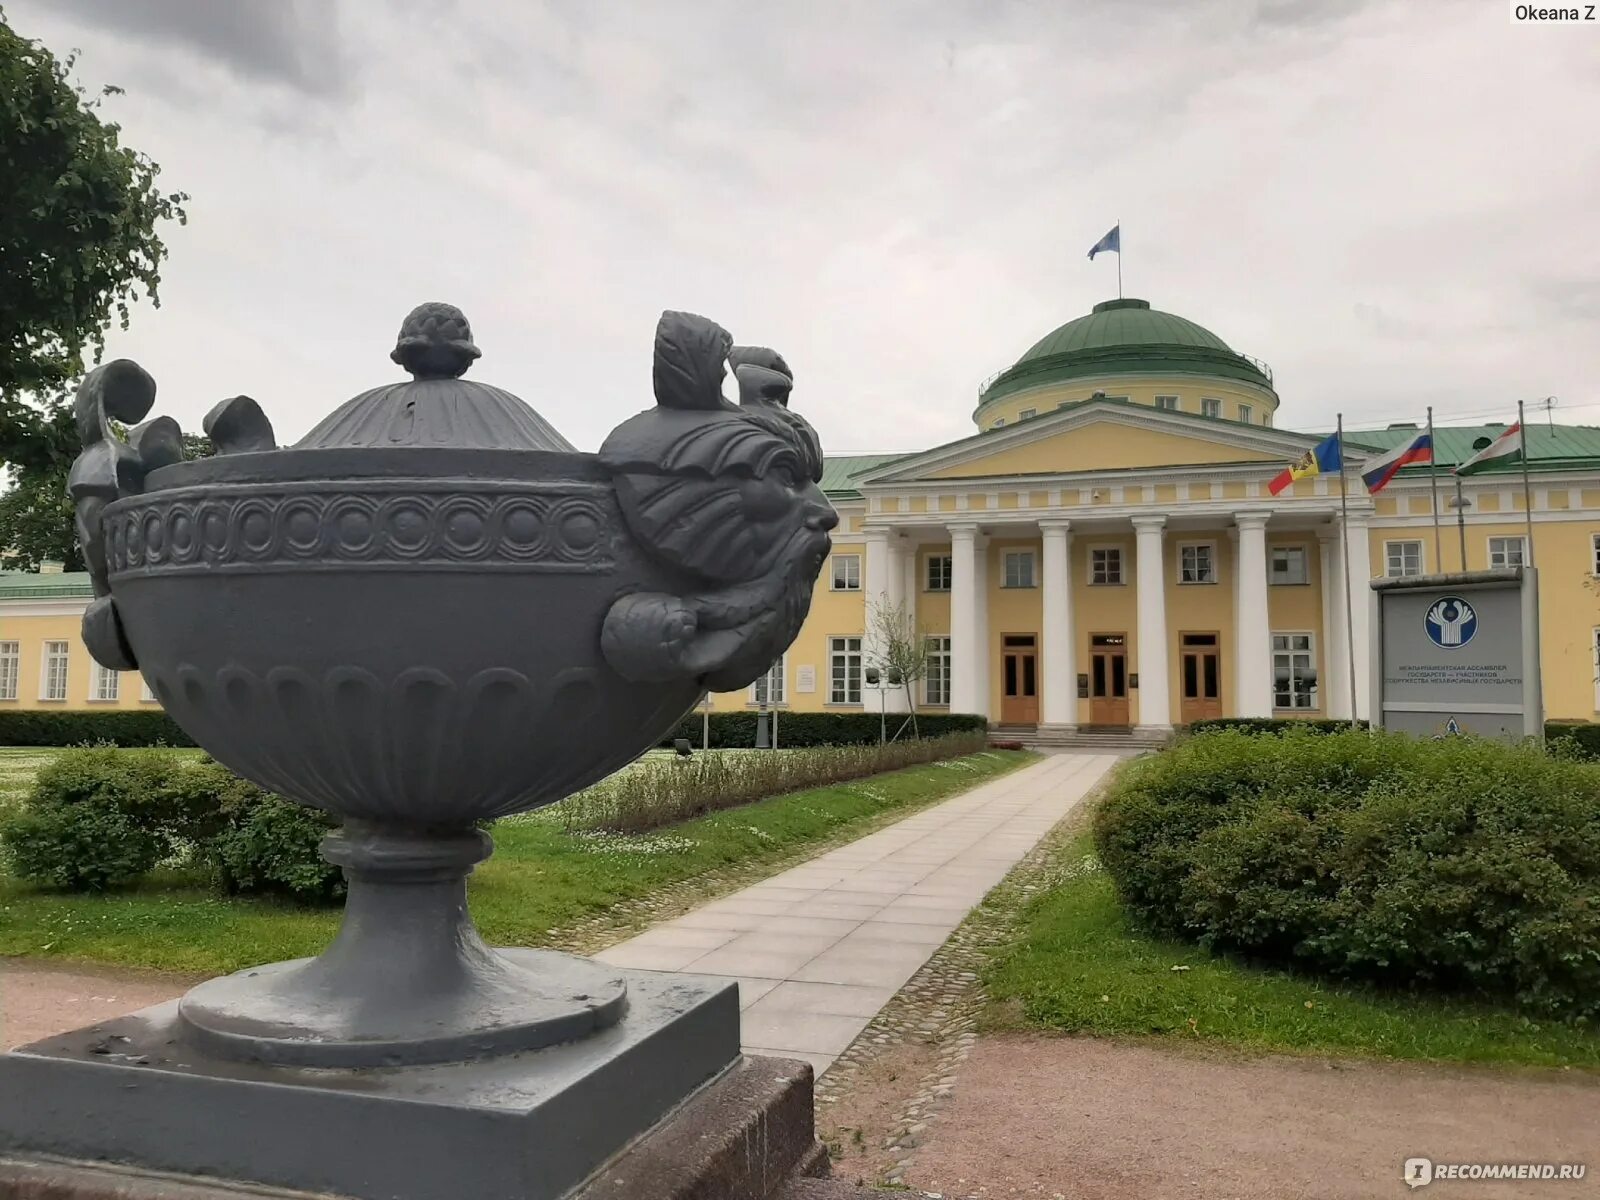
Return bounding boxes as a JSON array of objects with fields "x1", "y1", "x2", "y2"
[
  {"x1": 1076, "y1": 673, "x2": 1089, "y2": 699},
  {"x1": 796, "y1": 665, "x2": 817, "y2": 694}
]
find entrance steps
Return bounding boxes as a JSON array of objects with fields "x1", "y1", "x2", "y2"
[{"x1": 989, "y1": 723, "x2": 1172, "y2": 753}]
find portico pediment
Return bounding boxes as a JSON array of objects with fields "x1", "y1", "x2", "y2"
[{"x1": 856, "y1": 400, "x2": 1338, "y2": 485}]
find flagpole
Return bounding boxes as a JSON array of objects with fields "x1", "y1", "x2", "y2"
[
  {"x1": 1427, "y1": 406, "x2": 1442, "y2": 572},
  {"x1": 1338, "y1": 413, "x2": 1359, "y2": 728},
  {"x1": 1519, "y1": 399, "x2": 1536, "y2": 568},
  {"x1": 1455, "y1": 473, "x2": 1468, "y2": 571},
  {"x1": 1117, "y1": 218, "x2": 1123, "y2": 299}
]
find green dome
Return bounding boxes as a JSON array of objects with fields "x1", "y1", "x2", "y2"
[
  {"x1": 979, "y1": 297, "x2": 1274, "y2": 409},
  {"x1": 1019, "y1": 298, "x2": 1232, "y2": 360}
]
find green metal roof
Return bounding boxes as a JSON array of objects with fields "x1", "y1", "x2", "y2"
[
  {"x1": 819, "y1": 453, "x2": 911, "y2": 499},
  {"x1": 0, "y1": 571, "x2": 93, "y2": 600},
  {"x1": 1342, "y1": 423, "x2": 1600, "y2": 475},
  {"x1": 979, "y1": 298, "x2": 1275, "y2": 409}
]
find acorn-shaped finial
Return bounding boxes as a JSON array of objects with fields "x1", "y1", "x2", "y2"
[{"x1": 391, "y1": 302, "x2": 481, "y2": 379}]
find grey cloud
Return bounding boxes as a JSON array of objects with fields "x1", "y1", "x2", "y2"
[{"x1": 48, "y1": 0, "x2": 350, "y2": 95}]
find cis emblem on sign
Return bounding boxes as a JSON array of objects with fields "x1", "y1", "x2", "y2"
[{"x1": 1424, "y1": 596, "x2": 1477, "y2": 649}]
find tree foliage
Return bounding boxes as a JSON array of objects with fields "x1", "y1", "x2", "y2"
[
  {"x1": 0, "y1": 8, "x2": 188, "y2": 569},
  {"x1": 868, "y1": 596, "x2": 931, "y2": 739}
]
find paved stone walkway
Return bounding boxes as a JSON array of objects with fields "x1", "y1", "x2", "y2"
[{"x1": 595, "y1": 751, "x2": 1118, "y2": 1076}]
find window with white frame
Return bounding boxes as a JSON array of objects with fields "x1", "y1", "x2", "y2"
[
  {"x1": 1002, "y1": 550, "x2": 1036, "y2": 588},
  {"x1": 1270, "y1": 545, "x2": 1308, "y2": 585},
  {"x1": 141, "y1": 677, "x2": 158, "y2": 703},
  {"x1": 1272, "y1": 633, "x2": 1317, "y2": 710},
  {"x1": 1488, "y1": 536, "x2": 1526, "y2": 569},
  {"x1": 1200, "y1": 397, "x2": 1221, "y2": 418},
  {"x1": 1385, "y1": 540, "x2": 1423, "y2": 577},
  {"x1": 750, "y1": 656, "x2": 785, "y2": 706},
  {"x1": 831, "y1": 553, "x2": 861, "y2": 590},
  {"x1": 41, "y1": 641, "x2": 69, "y2": 701},
  {"x1": 925, "y1": 553, "x2": 952, "y2": 591},
  {"x1": 1239, "y1": 404, "x2": 1253, "y2": 425},
  {"x1": 924, "y1": 636, "x2": 952, "y2": 705},
  {"x1": 1154, "y1": 395, "x2": 1178, "y2": 411},
  {"x1": 1179, "y1": 542, "x2": 1217, "y2": 584},
  {"x1": 1018, "y1": 408, "x2": 1037, "y2": 420},
  {"x1": 1090, "y1": 546, "x2": 1124, "y2": 585},
  {"x1": 829, "y1": 637, "x2": 863, "y2": 704},
  {"x1": 0, "y1": 642, "x2": 17, "y2": 701},
  {"x1": 992, "y1": 417, "x2": 1006, "y2": 428},
  {"x1": 1594, "y1": 628, "x2": 1600, "y2": 712},
  {"x1": 91, "y1": 663, "x2": 120, "y2": 702},
  {"x1": 1591, "y1": 533, "x2": 1600, "y2": 576},
  {"x1": 1263, "y1": 411, "x2": 1272, "y2": 427}
]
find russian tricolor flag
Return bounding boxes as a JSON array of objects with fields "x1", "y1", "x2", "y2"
[{"x1": 1361, "y1": 432, "x2": 1433, "y2": 494}]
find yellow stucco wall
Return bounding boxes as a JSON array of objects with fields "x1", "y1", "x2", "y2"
[
  {"x1": 979, "y1": 373, "x2": 1278, "y2": 432},
  {"x1": 925, "y1": 422, "x2": 1278, "y2": 480},
  {"x1": 0, "y1": 610, "x2": 155, "y2": 710}
]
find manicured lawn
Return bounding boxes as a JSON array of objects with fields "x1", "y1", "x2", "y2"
[
  {"x1": 0, "y1": 748, "x2": 1034, "y2": 975},
  {"x1": 983, "y1": 826, "x2": 1600, "y2": 1070}
]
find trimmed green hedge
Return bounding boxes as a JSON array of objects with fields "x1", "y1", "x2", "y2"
[
  {"x1": 0, "y1": 710, "x2": 196, "y2": 747},
  {"x1": 661, "y1": 710, "x2": 987, "y2": 749},
  {"x1": 1186, "y1": 717, "x2": 1368, "y2": 737},
  {"x1": 1547, "y1": 722, "x2": 1600, "y2": 760},
  {"x1": 1095, "y1": 727, "x2": 1600, "y2": 1021}
]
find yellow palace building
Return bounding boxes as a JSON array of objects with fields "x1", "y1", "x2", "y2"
[{"x1": 4, "y1": 296, "x2": 1600, "y2": 734}]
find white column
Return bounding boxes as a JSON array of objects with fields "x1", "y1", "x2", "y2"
[
  {"x1": 1234, "y1": 511, "x2": 1273, "y2": 718},
  {"x1": 883, "y1": 534, "x2": 908, "y2": 713},
  {"x1": 1319, "y1": 526, "x2": 1350, "y2": 720},
  {"x1": 1039, "y1": 519, "x2": 1075, "y2": 729},
  {"x1": 948, "y1": 523, "x2": 980, "y2": 715},
  {"x1": 972, "y1": 531, "x2": 991, "y2": 719},
  {"x1": 1344, "y1": 512, "x2": 1373, "y2": 720},
  {"x1": 1132, "y1": 516, "x2": 1172, "y2": 732},
  {"x1": 862, "y1": 524, "x2": 890, "y2": 683}
]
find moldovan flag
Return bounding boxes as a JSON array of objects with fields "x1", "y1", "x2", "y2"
[
  {"x1": 1361, "y1": 431, "x2": 1432, "y2": 494},
  {"x1": 1268, "y1": 433, "x2": 1342, "y2": 496},
  {"x1": 1455, "y1": 422, "x2": 1522, "y2": 475}
]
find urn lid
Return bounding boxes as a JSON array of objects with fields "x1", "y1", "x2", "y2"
[{"x1": 294, "y1": 302, "x2": 575, "y2": 452}]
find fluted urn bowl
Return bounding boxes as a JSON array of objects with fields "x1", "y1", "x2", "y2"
[{"x1": 68, "y1": 304, "x2": 834, "y2": 1068}]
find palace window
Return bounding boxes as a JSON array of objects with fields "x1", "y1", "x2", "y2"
[
  {"x1": 1488, "y1": 536, "x2": 1526, "y2": 569},
  {"x1": 1090, "y1": 546, "x2": 1124, "y2": 585},
  {"x1": 1179, "y1": 542, "x2": 1217, "y2": 585},
  {"x1": 1270, "y1": 545, "x2": 1308, "y2": 585},
  {"x1": 992, "y1": 418, "x2": 1006, "y2": 429},
  {"x1": 1239, "y1": 404, "x2": 1253, "y2": 425},
  {"x1": 41, "y1": 641, "x2": 69, "y2": 702},
  {"x1": 750, "y1": 655, "x2": 786, "y2": 706},
  {"x1": 1002, "y1": 550, "x2": 1036, "y2": 588},
  {"x1": 1590, "y1": 533, "x2": 1600, "y2": 576},
  {"x1": 0, "y1": 642, "x2": 17, "y2": 701},
  {"x1": 91, "y1": 663, "x2": 120, "y2": 702},
  {"x1": 1385, "y1": 540, "x2": 1423, "y2": 577},
  {"x1": 1154, "y1": 395, "x2": 1178, "y2": 411},
  {"x1": 926, "y1": 553, "x2": 952, "y2": 592},
  {"x1": 1200, "y1": 398, "x2": 1222, "y2": 419},
  {"x1": 829, "y1": 637, "x2": 863, "y2": 705},
  {"x1": 1018, "y1": 408, "x2": 1037, "y2": 421},
  {"x1": 924, "y1": 636, "x2": 952, "y2": 706},
  {"x1": 831, "y1": 553, "x2": 861, "y2": 591},
  {"x1": 1594, "y1": 629, "x2": 1600, "y2": 712},
  {"x1": 1272, "y1": 633, "x2": 1317, "y2": 710},
  {"x1": 141, "y1": 677, "x2": 158, "y2": 703}
]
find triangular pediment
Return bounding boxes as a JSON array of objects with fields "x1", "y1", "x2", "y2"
[{"x1": 857, "y1": 400, "x2": 1342, "y2": 485}]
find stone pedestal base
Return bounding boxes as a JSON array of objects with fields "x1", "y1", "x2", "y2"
[{"x1": 0, "y1": 956, "x2": 772, "y2": 1200}]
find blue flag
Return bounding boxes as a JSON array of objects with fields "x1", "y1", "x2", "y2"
[{"x1": 1087, "y1": 224, "x2": 1120, "y2": 260}]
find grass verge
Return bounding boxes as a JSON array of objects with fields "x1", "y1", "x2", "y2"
[
  {"x1": 0, "y1": 748, "x2": 1035, "y2": 975},
  {"x1": 982, "y1": 792, "x2": 1600, "y2": 1070}
]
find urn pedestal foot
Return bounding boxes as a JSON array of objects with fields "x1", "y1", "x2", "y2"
[{"x1": 175, "y1": 823, "x2": 628, "y2": 1068}]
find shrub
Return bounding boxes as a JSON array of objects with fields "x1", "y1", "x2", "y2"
[
  {"x1": 0, "y1": 710, "x2": 196, "y2": 747},
  {"x1": 4, "y1": 802, "x2": 163, "y2": 891},
  {"x1": 201, "y1": 792, "x2": 343, "y2": 902},
  {"x1": 1095, "y1": 728, "x2": 1600, "y2": 1021},
  {"x1": 563, "y1": 731, "x2": 991, "y2": 833},
  {"x1": 1185, "y1": 717, "x2": 1367, "y2": 737},
  {"x1": 1546, "y1": 721, "x2": 1600, "y2": 761},
  {"x1": 660, "y1": 711, "x2": 987, "y2": 750}
]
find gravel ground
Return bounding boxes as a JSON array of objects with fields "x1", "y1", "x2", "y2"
[{"x1": 1, "y1": 958, "x2": 194, "y2": 1049}]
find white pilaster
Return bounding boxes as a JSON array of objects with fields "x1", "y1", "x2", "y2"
[
  {"x1": 1344, "y1": 512, "x2": 1373, "y2": 720},
  {"x1": 1039, "y1": 519, "x2": 1075, "y2": 729},
  {"x1": 1132, "y1": 516, "x2": 1171, "y2": 732},
  {"x1": 973, "y1": 531, "x2": 990, "y2": 719},
  {"x1": 862, "y1": 523, "x2": 890, "y2": 678},
  {"x1": 1234, "y1": 511, "x2": 1273, "y2": 718},
  {"x1": 1319, "y1": 526, "x2": 1350, "y2": 719},
  {"x1": 948, "y1": 523, "x2": 980, "y2": 715},
  {"x1": 883, "y1": 534, "x2": 908, "y2": 713}
]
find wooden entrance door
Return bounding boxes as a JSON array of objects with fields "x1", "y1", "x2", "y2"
[
  {"x1": 1088, "y1": 634, "x2": 1129, "y2": 726},
  {"x1": 1180, "y1": 632, "x2": 1223, "y2": 724},
  {"x1": 1000, "y1": 634, "x2": 1039, "y2": 725}
]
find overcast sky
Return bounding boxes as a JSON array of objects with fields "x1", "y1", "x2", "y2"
[{"x1": 8, "y1": 0, "x2": 1599, "y2": 454}]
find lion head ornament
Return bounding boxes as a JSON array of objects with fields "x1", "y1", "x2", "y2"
[{"x1": 598, "y1": 311, "x2": 837, "y2": 691}]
